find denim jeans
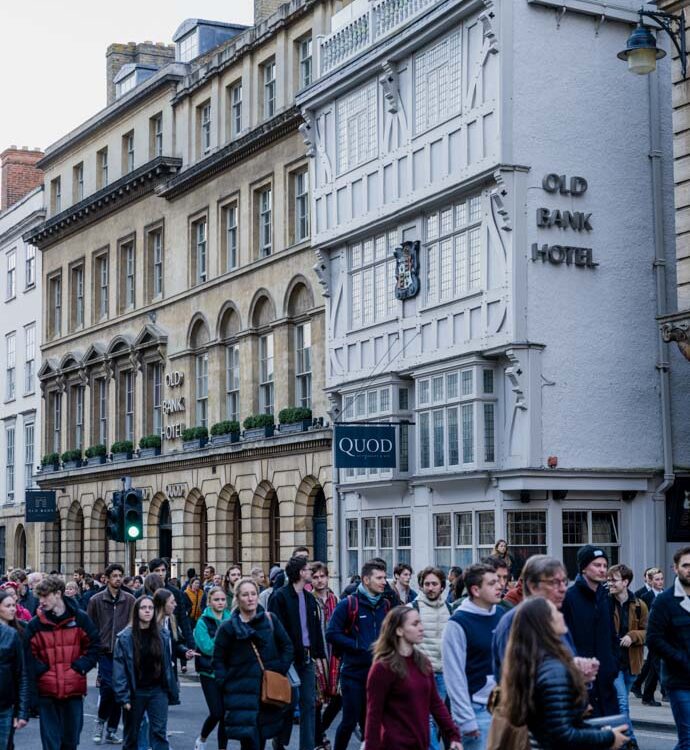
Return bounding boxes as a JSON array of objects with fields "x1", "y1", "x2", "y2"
[
  {"x1": 429, "y1": 673, "x2": 447, "y2": 750},
  {"x1": 123, "y1": 688, "x2": 169, "y2": 750},
  {"x1": 333, "y1": 673, "x2": 367, "y2": 750},
  {"x1": 273, "y1": 660, "x2": 316, "y2": 750},
  {"x1": 0, "y1": 705, "x2": 14, "y2": 750},
  {"x1": 669, "y1": 689, "x2": 690, "y2": 750},
  {"x1": 38, "y1": 696, "x2": 84, "y2": 750},
  {"x1": 462, "y1": 703, "x2": 492, "y2": 750},
  {"x1": 613, "y1": 669, "x2": 637, "y2": 742},
  {"x1": 98, "y1": 654, "x2": 122, "y2": 731}
]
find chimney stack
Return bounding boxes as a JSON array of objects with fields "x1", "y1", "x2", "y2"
[
  {"x1": 105, "y1": 41, "x2": 175, "y2": 105},
  {"x1": 254, "y1": 0, "x2": 284, "y2": 24},
  {"x1": 1, "y1": 146, "x2": 44, "y2": 212}
]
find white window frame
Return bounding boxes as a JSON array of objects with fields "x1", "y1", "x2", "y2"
[
  {"x1": 152, "y1": 363, "x2": 163, "y2": 435},
  {"x1": 126, "y1": 131, "x2": 135, "y2": 172},
  {"x1": 24, "y1": 421, "x2": 34, "y2": 489},
  {"x1": 97, "y1": 253, "x2": 109, "y2": 319},
  {"x1": 154, "y1": 115, "x2": 163, "y2": 157},
  {"x1": 259, "y1": 333, "x2": 274, "y2": 415},
  {"x1": 295, "y1": 170, "x2": 309, "y2": 242},
  {"x1": 98, "y1": 378, "x2": 107, "y2": 446},
  {"x1": 6, "y1": 426, "x2": 14, "y2": 500},
  {"x1": 348, "y1": 232, "x2": 398, "y2": 330},
  {"x1": 75, "y1": 163, "x2": 84, "y2": 202},
  {"x1": 74, "y1": 265, "x2": 84, "y2": 328},
  {"x1": 25, "y1": 245, "x2": 35, "y2": 289},
  {"x1": 225, "y1": 344, "x2": 240, "y2": 422},
  {"x1": 24, "y1": 323, "x2": 35, "y2": 394},
  {"x1": 99, "y1": 148, "x2": 108, "y2": 187},
  {"x1": 6, "y1": 333, "x2": 15, "y2": 401},
  {"x1": 125, "y1": 370, "x2": 134, "y2": 442},
  {"x1": 295, "y1": 322, "x2": 312, "y2": 409},
  {"x1": 224, "y1": 204, "x2": 238, "y2": 270},
  {"x1": 195, "y1": 219, "x2": 207, "y2": 283},
  {"x1": 52, "y1": 392, "x2": 62, "y2": 453},
  {"x1": 195, "y1": 352, "x2": 209, "y2": 428},
  {"x1": 201, "y1": 102, "x2": 211, "y2": 154},
  {"x1": 152, "y1": 230, "x2": 163, "y2": 298},
  {"x1": 263, "y1": 60, "x2": 276, "y2": 118},
  {"x1": 259, "y1": 187, "x2": 272, "y2": 257},
  {"x1": 231, "y1": 82, "x2": 242, "y2": 137},
  {"x1": 299, "y1": 37, "x2": 312, "y2": 88},
  {"x1": 6, "y1": 250, "x2": 16, "y2": 300}
]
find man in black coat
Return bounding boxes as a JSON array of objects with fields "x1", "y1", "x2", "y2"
[
  {"x1": 562, "y1": 545, "x2": 620, "y2": 717},
  {"x1": 269, "y1": 555, "x2": 325, "y2": 750}
]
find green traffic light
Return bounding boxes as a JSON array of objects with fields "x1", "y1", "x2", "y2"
[{"x1": 127, "y1": 526, "x2": 140, "y2": 539}]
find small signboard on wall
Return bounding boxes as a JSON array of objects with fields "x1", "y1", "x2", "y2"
[
  {"x1": 334, "y1": 424, "x2": 396, "y2": 469},
  {"x1": 666, "y1": 478, "x2": 690, "y2": 543},
  {"x1": 25, "y1": 490, "x2": 57, "y2": 523}
]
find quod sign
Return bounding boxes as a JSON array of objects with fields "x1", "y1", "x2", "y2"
[{"x1": 334, "y1": 424, "x2": 397, "y2": 469}]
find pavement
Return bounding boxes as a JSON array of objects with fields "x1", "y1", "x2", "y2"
[{"x1": 629, "y1": 689, "x2": 675, "y2": 732}]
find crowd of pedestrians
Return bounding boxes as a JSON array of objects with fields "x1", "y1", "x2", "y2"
[{"x1": 2, "y1": 542, "x2": 690, "y2": 749}]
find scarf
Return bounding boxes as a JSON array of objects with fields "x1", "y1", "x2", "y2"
[{"x1": 357, "y1": 582, "x2": 382, "y2": 607}]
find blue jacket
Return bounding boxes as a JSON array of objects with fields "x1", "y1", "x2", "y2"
[
  {"x1": 562, "y1": 575, "x2": 620, "y2": 717},
  {"x1": 213, "y1": 610, "x2": 293, "y2": 746},
  {"x1": 112, "y1": 626, "x2": 179, "y2": 706},
  {"x1": 646, "y1": 580, "x2": 690, "y2": 690},
  {"x1": 326, "y1": 591, "x2": 389, "y2": 678}
]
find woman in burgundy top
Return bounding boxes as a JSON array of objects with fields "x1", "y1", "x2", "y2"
[{"x1": 365, "y1": 605, "x2": 463, "y2": 750}]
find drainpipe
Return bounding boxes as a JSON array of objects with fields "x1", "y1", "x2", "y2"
[{"x1": 647, "y1": 72, "x2": 675, "y2": 564}]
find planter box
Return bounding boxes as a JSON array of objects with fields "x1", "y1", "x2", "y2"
[
  {"x1": 279, "y1": 419, "x2": 312, "y2": 435},
  {"x1": 41, "y1": 462, "x2": 60, "y2": 473},
  {"x1": 243, "y1": 425, "x2": 275, "y2": 441},
  {"x1": 63, "y1": 459, "x2": 82, "y2": 470},
  {"x1": 111, "y1": 451, "x2": 133, "y2": 463},
  {"x1": 86, "y1": 455, "x2": 107, "y2": 467},
  {"x1": 210, "y1": 433, "x2": 240, "y2": 447},
  {"x1": 183, "y1": 437, "x2": 208, "y2": 451},
  {"x1": 139, "y1": 446, "x2": 161, "y2": 458}
]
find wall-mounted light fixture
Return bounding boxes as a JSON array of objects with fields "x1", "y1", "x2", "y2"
[{"x1": 617, "y1": 8, "x2": 687, "y2": 78}]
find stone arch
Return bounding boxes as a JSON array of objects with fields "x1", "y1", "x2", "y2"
[
  {"x1": 183, "y1": 489, "x2": 208, "y2": 573},
  {"x1": 294, "y1": 476, "x2": 330, "y2": 564},
  {"x1": 284, "y1": 276, "x2": 315, "y2": 318},
  {"x1": 148, "y1": 492, "x2": 172, "y2": 562},
  {"x1": 216, "y1": 302, "x2": 242, "y2": 341},
  {"x1": 249, "y1": 290, "x2": 276, "y2": 329},
  {"x1": 213, "y1": 484, "x2": 242, "y2": 570},
  {"x1": 250, "y1": 481, "x2": 282, "y2": 571},
  {"x1": 65, "y1": 501, "x2": 85, "y2": 571},
  {"x1": 89, "y1": 498, "x2": 108, "y2": 569},
  {"x1": 187, "y1": 314, "x2": 211, "y2": 350},
  {"x1": 14, "y1": 524, "x2": 27, "y2": 569}
]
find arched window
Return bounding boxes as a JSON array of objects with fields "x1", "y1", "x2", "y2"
[
  {"x1": 232, "y1": 497, "x2": 242, "y2": 566},
  {"x1": 313, "y1": 490, "x2": 327, "y2": 564},
  {"x1": 15, "y1": 525, "x2": 27, "y2": 569},
  {"x1": 189, "y1": 319, "x2": 210, "y2": 429},
  {"x1": 159, "y1": 500, "x2": 172, "y2": 560},
  {"x1": 199, "y1": 497, "x2": 208, "y2": 570},
  {"x1": 268, "y1": 493, "x2": 280, "y2": 566},
  {"x1": 286, "y1": 281, "x2": 314, "y2": 409}
]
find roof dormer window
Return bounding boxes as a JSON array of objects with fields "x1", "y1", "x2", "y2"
[
  {"x1": 177, "y1": 30, "x2": 199, "y2": 62},
  {"x1": 116, "y1": 72, "x2": 136, "y2": 98},
  {"x1": 113, "y1": 63, "x2": 158, "y2": 100}
]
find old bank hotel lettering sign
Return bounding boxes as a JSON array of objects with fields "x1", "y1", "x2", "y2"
[
  {"x1": 162, "y1": 370, "x2": 186, "y2": 441},
  {"x1": 531, "y1": 173, "x2": 598, "y2": 269}
]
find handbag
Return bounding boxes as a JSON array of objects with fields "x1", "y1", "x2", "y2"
[
  {"x1": 250, "y1": 639, "x2": 292, "y2": 708},
  {"x1": 486, "y1": 686, "x2": 531, "y2": 750},
  {"x1": 583, "y1": 714, "x2": 629, "y2": 732}
]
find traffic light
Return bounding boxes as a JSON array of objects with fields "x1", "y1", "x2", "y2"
[
  {"x1": 123, "y1": 489, "x2": 144, "y2": 542},
  {"x1": 106, "y1": 492, "x2": 124, "y2": 542}
]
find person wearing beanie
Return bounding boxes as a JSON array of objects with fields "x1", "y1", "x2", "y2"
[
  {"x1": 562, "y1": 545, "x2": 621, "y2": 717},
  {"x1": 258, "y1": 566, "x2": 285, "y2": 610}
]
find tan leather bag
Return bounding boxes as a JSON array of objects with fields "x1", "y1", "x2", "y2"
[
  {"x1": 250, "y1": 637, "x2": 291, "y2": 708},
  {"x1": 486, "y1": 686, "x2": 531, "y2": 750}
]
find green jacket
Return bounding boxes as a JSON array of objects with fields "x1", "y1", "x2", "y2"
[{"x1": 193, "y1": 606, "x2": 232, "y2": 677}]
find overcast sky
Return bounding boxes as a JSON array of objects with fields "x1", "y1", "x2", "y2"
[{"x1": 0, "y1": 1, "x2": 254, "y2": 154}]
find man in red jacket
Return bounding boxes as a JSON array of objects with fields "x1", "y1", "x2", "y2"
[{"x1": 26, "y1": 575, "x2": 100, "y2": 750}]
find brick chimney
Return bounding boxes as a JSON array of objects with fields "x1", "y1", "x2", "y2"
[
  {"x1": 1, "y1": 146, "x2": 44, "y2": 212},
  {"x1": 254, "y1": 0, "x2": 284, "y2": 24},
  {"x1": 105, "y1": 41, "x2": 175, "y2": 105}
]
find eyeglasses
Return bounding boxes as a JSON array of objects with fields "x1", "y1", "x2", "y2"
[{"x1": 538, "y1": 577, "x2": 569, "y2": 589}]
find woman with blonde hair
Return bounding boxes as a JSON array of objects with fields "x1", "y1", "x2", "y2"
[
  {"x1": 213, "y1": 578, "x2": 293, "y2": 750},
  {"x1": 365, "y1": 605, "x2": 462, "y2": 750}
]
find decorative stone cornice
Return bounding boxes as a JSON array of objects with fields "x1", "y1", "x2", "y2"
[
  {"x1": 158, "y1": 107, "x2": 302, "y2": 200},
  {"x1": 24, "y1": 156, "x2": 183, "y2": 249}
]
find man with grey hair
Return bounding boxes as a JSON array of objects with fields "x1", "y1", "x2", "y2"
[{"x1": 492, "y1": 555, "x2": 599, "y2": 683}]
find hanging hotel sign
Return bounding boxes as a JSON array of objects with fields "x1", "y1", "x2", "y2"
[
  {"x1": 334, "y1": 424, "x2": 397, "y2": 469},
  {"x1": 394, "y1": 241, "x2": 420, "y2": 300},
  {"x1": 25, "y1": 490, "x2": 57, "y2": 523},
  {"x1": 532, "y1": 173, "x2": 598, "y2": 269}
]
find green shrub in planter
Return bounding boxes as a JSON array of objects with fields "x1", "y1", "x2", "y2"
[
  {"x1": 85, "y1": 444, "x2": 107, "y2": 458},
  {"x1": 139, "y1": 434, "x2": 162, "y2": 450},
  {"x1": 278, "y1": 407, "x2": 312, "y2": 424},
  {"x1": 111, "y1": 440, "x2": 134, "y2": 455},
  {"x1": 243, "y1": 413, "x2": 274, "y2": 430},
  {"x1": 210, "y1": 420, "x2": 240, "y2": 436},
  {"x1": 41, "y1": 452, "x2": 61, "y2": 467},
  {"x1": 61, "y1": 449, "x2": 82, "y2": 464},
  {"x1": 182, "y1": 426, "x2": 209, "y2": 441}
]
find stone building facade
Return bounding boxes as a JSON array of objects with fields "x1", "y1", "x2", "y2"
[
  {"x1": 0, "y1": 177, "x2": 44, "y2": 573},
  {"x1": 297, "y1": 0, "x2": 690, "y2": 581},
  {"x1": 28, "y1": 0, "x2": 343, "y2": 577}
]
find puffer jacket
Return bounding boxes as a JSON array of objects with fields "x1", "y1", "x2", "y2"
[
  {"x1": 213, "y1": 609, "x2": 293, "y2": 746},
  {"x1": 0, "y1": 624, "x2": 29, "y2": 719},
  {"x1": 112, "y1": 625, "x2": 179, "y2": 706},
  {"x1": 412, "y1": 590, "x2": 451, "y2": 673},
  {"x1": 528, "y1": 656, "x2": 615, "y2": 750},
  {"x1": 26, "y1": 596, "x2": 100, "y2": 699},
  {"x1": 194, "y1": 606, "x2": 231, "y2": 678}
]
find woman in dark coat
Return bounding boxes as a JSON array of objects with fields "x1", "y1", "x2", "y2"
[
  {"x1": 212, "y1": 578, "x2": 293, "y2": 750},
  {"x1": 497, "y1": 597, "x2": 629, "y2": 750}
]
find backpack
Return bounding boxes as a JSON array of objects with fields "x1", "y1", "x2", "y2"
[{"x1": 332, "y1": 594, "x2": 391, "y2": 657}]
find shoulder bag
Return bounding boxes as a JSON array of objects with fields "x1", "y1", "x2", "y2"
[{"x1": 249, "y1": 616, "x2": 291, "y2": 708}]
